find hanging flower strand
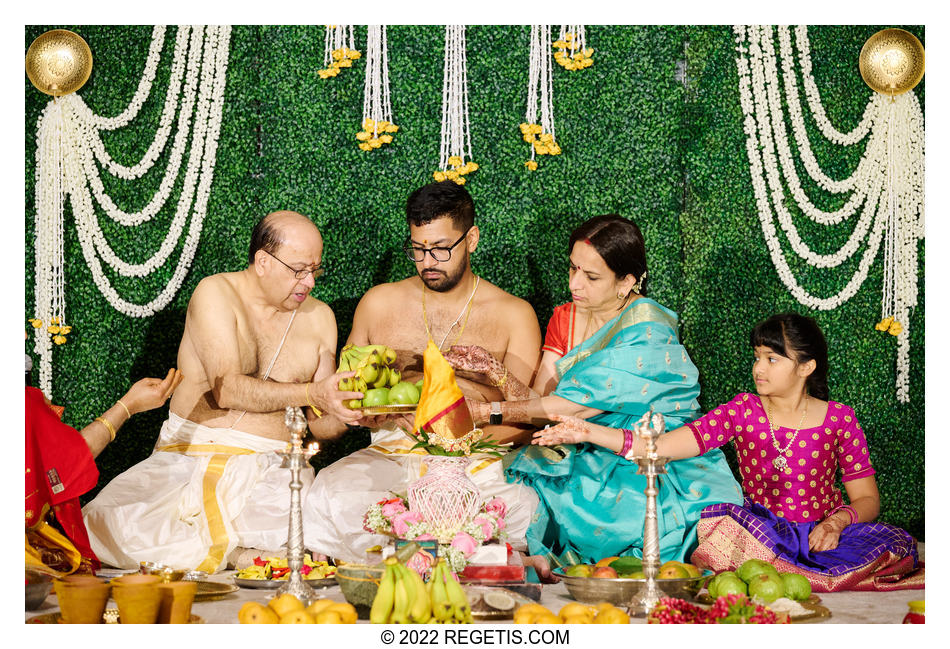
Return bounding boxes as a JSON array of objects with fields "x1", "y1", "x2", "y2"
[
  {"x1": 733, "y1": 25, "x2": 924, "y2": 402},
  {"x1": 433, "y1": 25, "x2": 478, "y2": 185},
  {"x1": 521, "y1": 25, "x2": 561, "y2": 171},
  {"x1": 319, "y1": 25, "x2": 361, "y2": 79},
  {"x1": 357, "y1": 25, "x2": 398, "y2": 151},
  {"x1": 553, "y1": 25, "x2": 593, "y2": 70},
  {"x1": 31, "y1": 25, "x2": 230, "y2": 397}
]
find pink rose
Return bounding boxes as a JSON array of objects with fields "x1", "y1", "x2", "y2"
[
  {"x1": 414, "y1": 533, "x2": 436, "y2": 541},
  {"x1": 472, "y1": 516, "x2": 494, "y2": 540},
  {"x1": 485, "y1": 497, "x2": 507, "y2": 520},
  {"x1": 450, "y1": 531, "x2": 479, "y2": 557},
  {"x1": 495, "y1": 516, "x2": 506, "y2": 531},
  {"x1": 382, "y1": 500, "x2": 408, "y2": 519},
  {"x1": 391, "y1": 510, "x2": 424, "y2": 537}
]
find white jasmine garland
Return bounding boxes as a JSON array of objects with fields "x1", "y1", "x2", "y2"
[
  {"x1": 734, "y1": 25, "x2": 924, "y2": 402},
  {"x1": 31, "y1": 25, "x2": 231, "y2": 397},
  {"x1": 438, "y1": 25, "x2": 474, "y2": 173}
]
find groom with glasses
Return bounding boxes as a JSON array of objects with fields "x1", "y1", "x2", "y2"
[{"x1": 303, "y1": 181, "x2": 542, "y2": 563}]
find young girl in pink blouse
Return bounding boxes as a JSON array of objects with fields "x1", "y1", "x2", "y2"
[{"x1": 534, "y1": 313, "x2": 922, "y2": 591}]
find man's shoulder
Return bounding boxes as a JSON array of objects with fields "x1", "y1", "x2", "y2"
[
  {"x1": 360, "y1": 277, "x2": 419, "y2": 304},
  {"x1": 478, "y1": 279, "x2": 535, "y2": 313},
  {"x1": 300, "y1": 295, "x2": 336, "y2": 323},
  {"x1": 190, "y1": 272, "x2": 242, "y2": 305}
]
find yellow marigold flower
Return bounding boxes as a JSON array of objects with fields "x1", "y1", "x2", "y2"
[
  {"x1": 47, "y1": 325, "x2": 61, "y2": 334},
  {"x1": 53, "y1": 335, "x2": 67, "y2": 345},
  {"x1": 539, "y1": 133, "x2": 554, "y2": 143},
  {"x1": 582, "y1": 58, "x2": 593, "y2": 68},
  {"x1": 530, "y1": 124, "x2": 543, "y2": 134},
  {"x1": 584, "y1": 48, "x2": 594, "y2": 57},
  {"x1": 522, "y1": 134, "x2": 536, "y2": 143},
  {"x1": 60, "y1": 326, "x2": 72, "y2": 334},
  {"x1": 534, "y1": 144, "x2": 550, "y2": 155},
  {"x1": 380, "y1": 134, "x2": 393, "y2": 144},
  {"x1": 356, "y1": 131, "x2": 371, "y2": 141},
  {"x1": 338, "y1": 59, "x2": 353, "y2": 68},
  {"x1": 875, "y1": 317, "x2": 893, "y2": 332},
  {"x1": 525, "y1": 160, "x2": 538, "y2": 170},
  {"x1": 466, "y1": 162, "x2": 479, "y2": 172},
  {"x1": 385, "y1": 124, "x2": 399, "y2": 133},
  {"x1": 553, "y1": 40, "x2": 568, "y2": 48},
  {"x1": 445, "y1": 171, "x2": 459, "y2": 181},
  {"x1": 519, "y1": 122, "x2": 532, "y2": 134},
  {"x1": 448, "y1": 155, "x2": 463, "y2": 168},
  {"x1": 554, "y1": 51, "x2": 567, "y2": 60},
  {"x1": 455, "y1": 176, "x2": 466, "y2": 185},
  {"x1": 888, "y1": 321, "x2": 903, "y2": 336},
  {"x1": 332, "y1": 49, "x2": 344, "y2": 61},
  {"x1": 358, "y1": 143, "x2": 372, "y2": 151},
  {"x1": 51, "y1": 317, "x2": 60, "y2": 325},
  {"x1": 29, "y1": 318, "x2": 42, "y2": 328},
  {"x1": 369, "y1": 138, "x2": 382, "y2": 149},
  {"x1": 573, "y1": 52, "x2": 584, "y2": 61},
  {"x1": 348, "y1": 50, "x2": 362, "y2": 59},
  {"x1": 434, "y1": 171, "x2": 446, "y2": 181},
  {"x1": 377, "y1": 120, "x2": 389, "y2": 129},
  {"x1": 564, "y1": 32, "x2": 574, "y2": 39},
  {"x1": 363, "y1": 118, "x2": 376, "y2": 130},
  {"x1": 549, "y1": 144, "x2": 562, "y2": 155}
]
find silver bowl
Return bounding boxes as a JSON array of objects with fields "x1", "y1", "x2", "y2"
[
  {"x1": 139, "y1": 561, "x2": 187, "y2": 583},
  {"x1": 556, "y1": 569, "x2": 714, "y2": 606}
]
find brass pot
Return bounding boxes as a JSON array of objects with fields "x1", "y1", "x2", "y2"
[{"x1": 859, "y1": 28, "x2": 924, "y2": 96}]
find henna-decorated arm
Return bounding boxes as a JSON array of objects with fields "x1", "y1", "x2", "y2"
[{"x1": 445, "y1": 345, "x2": 538, "y2": 400}]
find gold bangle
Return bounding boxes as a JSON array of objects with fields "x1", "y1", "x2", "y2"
[
  {"x1": 95, "y1": 416, "x2": 117, "y2": 442},
  {"x1": 116, "y1": 399, "x2": 132, "y2": 420},
  {"x1": 305, "y1": 383, "x2": 323, "y2": 418},
  {"x1": 494, "y1": 366, "x2": 508, "y2": 389}
]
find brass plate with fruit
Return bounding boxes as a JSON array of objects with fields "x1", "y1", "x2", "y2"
[{"x1": 359, "y1": 404, "x2": 417, "y2": 415}]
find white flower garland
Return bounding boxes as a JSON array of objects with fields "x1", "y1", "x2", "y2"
[
  {"x1": 357, "y1": 25, "x2": 398, "y2": 151},
  {"x1": 734, "y1": 25, "x2": 924, "y2": 402},
  {"x1": 434, "y1": 25, "x2": 478, "y2": 184},
  {"x1": 31, "y1": 25, "x2": 231, "y2": 397},
  {"x1": 520, "y1": 25, "x2": 561, "y2": 171}
]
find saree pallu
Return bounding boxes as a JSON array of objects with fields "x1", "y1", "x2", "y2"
[
  {"x1": 691, "y1": 500, "x2": 924, "y2": 591},
  {"x1": 504, "y1": 299, "x2": 744, "y2": 565}
]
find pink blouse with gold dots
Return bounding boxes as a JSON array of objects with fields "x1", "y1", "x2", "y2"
[{"x1": 686, "y1": 393, "x2": 875, "y2": 523}]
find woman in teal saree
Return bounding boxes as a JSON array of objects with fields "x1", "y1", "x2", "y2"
[{"x1": 447, "y1": 215, "x2": 742, "y2": 569}]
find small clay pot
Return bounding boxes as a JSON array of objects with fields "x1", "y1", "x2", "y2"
[
  {"x1": 112, "y1": 578, "x2": 162, "y2": 624},
  {"x1": 157, "y1": 581, "x2": 197, "y2": 624},
  {"x1": 54, "y1": 580, "x2": 111, "y2": 623}
]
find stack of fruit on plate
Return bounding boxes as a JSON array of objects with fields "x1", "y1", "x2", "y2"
[
  {"x1": 565, "y1": 556, "x2": 701, "y2": 579},
  {"x1": 238, "y1": 595, "x2": 357, "y2": 624},
  {"x1": 234, "y1": 555, "x2": 335, "y2": 581},
  {"x1": 706, "y1": 559, "x2": 812, "y2": 604},
  {"x1": 337, "y1": 344, "x2": 422, "y2": 409},
  {"x1": 513, "y1": 602, "x2": 629, "y2": 624}
]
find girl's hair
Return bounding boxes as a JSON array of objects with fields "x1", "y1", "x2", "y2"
[
  {"x1": 751, "y1": 313, "x2": 829, "y2": 400},
  {"x1": 568, "y1": 214, "x2": 648, "y2": 293}
]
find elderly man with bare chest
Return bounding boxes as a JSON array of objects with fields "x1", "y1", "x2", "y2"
[
  {"x1": 304, "y1": 181, "x2": 542, "y2": 562},
  {"x1": 83, "y1": 211, "x2": 360, "y2": 573}
]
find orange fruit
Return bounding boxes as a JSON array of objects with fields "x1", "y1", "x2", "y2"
[
  {"x1": 595, "y1": 556, "x2": 620, "y2": 568},
  {"x1": 268, "y1": 593, "x2": 304, "y2": 617},
  {"x1": 315, "y1": 610, "x2": 343, "y2": 624},
  {"x1": 238, "y1": 601, "x2": 279, "y2": 624},
  {"x1": 305, "y1": 598, "x2": 335, "y2": 617},
  {"x1": 326, "y1": 602, "x2": 357, "y2": 624},
  {"x1": 279, "y1": 609, "x2": 316, "y2": 624}
]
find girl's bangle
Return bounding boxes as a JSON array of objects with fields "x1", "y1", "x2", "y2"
[
  {"x1": 618, "y1": 428, "x2": 634, "y2": 458},
  {"x1": 829, "y1": 504, "x2": 857, "y2": 526}
]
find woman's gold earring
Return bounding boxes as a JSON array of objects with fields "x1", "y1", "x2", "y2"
[{"x1": 618, "y1": 292, "x2": 625, "y2": 300}]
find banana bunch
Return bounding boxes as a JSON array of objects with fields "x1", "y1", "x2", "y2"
[
  {"x1": 337, "y1": 344, "x2": 400, "y2": 408},
  {"x1": 369, "y1": 557, "x2": 472, "y2": 624}
]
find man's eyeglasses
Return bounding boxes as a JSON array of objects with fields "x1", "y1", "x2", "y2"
[
  {"x1": 266, "y1": 251, "x2": 324, "y2": 280},
  {"x1": 403, "y1": 229, "x2": 470, "y2": 263}
]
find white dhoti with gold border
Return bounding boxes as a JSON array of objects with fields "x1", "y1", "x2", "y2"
[
  {"x1": 303, "y1": 427, "x2": 539, "y2": 563},
  {"x1": 82, "y1": 412, "x2": 310, "y2": 573}
]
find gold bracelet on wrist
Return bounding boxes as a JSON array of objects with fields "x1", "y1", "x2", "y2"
[
  {"x1": 116, "y1": 399, "x2": 132, "y2": 420},
  {"x1": 305, "y1": 383, "x2": 323, "y2": 418},
  {"x1": 95, "y1": 416, "x2": 117, "y2": 442},
  {"x1": 494, "y1": 366, "x2": 508, "y2": 389}
]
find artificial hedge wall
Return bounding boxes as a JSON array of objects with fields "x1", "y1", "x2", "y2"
[{"x1": 24, "y1": 25, "x2": 925, "y2": 539}]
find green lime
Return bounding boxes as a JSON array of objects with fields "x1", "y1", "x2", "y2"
[
  {"x1": 362, "y1": 387, "x2": 390, "y2": 407},
  {"x1": 780, "y1": 572, "x2": 812, "y2": 601}
]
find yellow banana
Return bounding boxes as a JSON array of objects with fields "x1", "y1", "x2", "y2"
[
  {"x1": 430, "y1": 561, "x2": 453, "y2": 622},
  {"x1": 442, "y1": 567, "x2": 471, "y2": 623},
  {"x1": 372, "y1": 366, "x2": 390, "y2": 389},
  {"x1": 390, "y1": 563, "x2": 411, "y2": 623},
  {"x1": 406, "y1": 565, "x2": 431, "y2": 623},
  {"x1": 355, "y1": 377, "x2": 368, "y2": 394},
  {"x1": 388, "y1": 368, "x2": 401, "y2": 387},
  {"x1": 358, "y1": 362, "x2": 380, "y2": 384},
  {"x1": 370, "y1": 562, "x2": 396, "y2": 624}
]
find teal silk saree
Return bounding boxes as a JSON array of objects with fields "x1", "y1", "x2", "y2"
[{"x1": 504, "y1": 298, "x2": 743, "y2": 564}]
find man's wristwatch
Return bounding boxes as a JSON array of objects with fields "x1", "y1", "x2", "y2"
[{"x1": 489, "y1": 401, "x2": 502, "y2": 425}]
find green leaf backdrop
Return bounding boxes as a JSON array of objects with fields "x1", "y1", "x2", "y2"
[{"x1": 24, "y1": 25, "x2": 924, "y2": 539}]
